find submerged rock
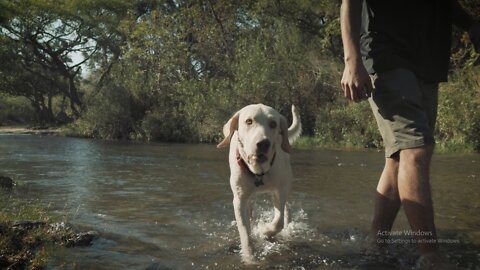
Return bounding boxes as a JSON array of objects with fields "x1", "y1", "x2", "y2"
[
  {"x1": 9, "y1": 220, "x2": 97, "y2": 247},
  {"x1": 66, "y1": 230, "x2": 99, "y2": 247},
  {"x1": 1, "y1": 220, "x2": 98, "y2": 269},
  {"x1": 46, "y1": 221, "x2": 98, "y2": 247},
  {"x1": 0, "y1": 175, "x2": 14, "y2": 190}
]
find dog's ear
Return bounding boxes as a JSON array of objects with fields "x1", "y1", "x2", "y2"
[
  {"x1": 280, "y1": 116, "x2": 292, "y2": 153},
  {"x1": 217, "y1": 112, "x2": 239, "y2": 148}
]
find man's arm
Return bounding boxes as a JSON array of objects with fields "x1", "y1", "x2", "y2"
[
  {"x1": 452, "y1": 0, "x2": 480, "y2": 52},
  {"x1": 340, "y1": 0, "x2": 372, "y2": 102}
]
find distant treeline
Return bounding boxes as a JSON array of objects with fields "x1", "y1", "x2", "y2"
[{"x1": 1, "y1": 0, "x2": 479, "y2": 152}]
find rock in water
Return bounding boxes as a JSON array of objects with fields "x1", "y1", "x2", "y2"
[{"x1": 0, "y1": 175, "x2": 14, "y2": 190}]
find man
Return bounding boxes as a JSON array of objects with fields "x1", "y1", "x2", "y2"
[{"x1": 340, "y1": 0, "x2": 480, "y2": 268}]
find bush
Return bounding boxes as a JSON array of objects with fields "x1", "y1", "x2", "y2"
[
  {"x1": 141, "y1": 108, "x2": 194, "y2": 142},
  {"x1": 436, "y1": 67, "x2": 480, "y2": 152},
  {"x1": 0, "y1": 94, "x2": 36, "y2": 125},
  {"x1": 314, "y1": 101, "x2": 382, "y2": 148},
  {"x1": 68, "y1": 84, "x2": 133, "y2": 139}
]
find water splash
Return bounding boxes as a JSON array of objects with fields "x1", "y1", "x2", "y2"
[{"x1": 246, "y1": 199, "x2": 317, "y2": 262}]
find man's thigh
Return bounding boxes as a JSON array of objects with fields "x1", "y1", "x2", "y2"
[{"x1": 368, "y1": 68, "x2": 438, "y2": 158}]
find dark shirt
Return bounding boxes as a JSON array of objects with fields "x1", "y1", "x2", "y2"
[{"x1": 360, "y1": 0, "x2": 453, "y2": 83}]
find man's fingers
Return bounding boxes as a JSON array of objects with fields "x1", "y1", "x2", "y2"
[
  {"x1": 344, "y1": 84, "x2": 352, "y2": 100},
  {"x1": 344, "y1": 83, "x2": 370, "y2": 102},
  {"x1": 355, "y1": 85, "x2": 368, "y2": 102},
  {"x1": 364, "y1": 80, "x2": 373, "y2": 97},
  {"x1": 353, "y1": 82, "x2": 371, "y2": 102},
  {"x1": 350, "y1": 86, "x2": 358, "y2": 102},
  {"x1": 341, "y1": 67, "x2": 372, "y2": 102}
]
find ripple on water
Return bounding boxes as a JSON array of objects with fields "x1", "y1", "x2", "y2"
[{"x1": 1, "y1": 136, "x2": 479, "y2": 269}]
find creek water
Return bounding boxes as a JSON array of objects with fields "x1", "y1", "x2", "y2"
[{"x1": 0, "y1": 134, "x2": 479, "y2": 269}]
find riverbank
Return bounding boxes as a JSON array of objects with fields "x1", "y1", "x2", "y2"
[
  {"x1": 1, "y1": 125, "x2": 477, "y2": 154},
  {"x1": 294, "y1": 136, "x2": 477, "y2": 154},
  {"x1": 0, "y1": 220, "x2": 97, "y2": 269},
  {"x1": 0, "y1": 189, "x2": 97, "y2": 269},
  {"x1": 0, "y1": 126, "x2": 62, "y2": 135}
]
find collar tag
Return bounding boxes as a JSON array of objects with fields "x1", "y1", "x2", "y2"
[{"x1": 254, "y1": 176, "x2": 264, "y2": 187}]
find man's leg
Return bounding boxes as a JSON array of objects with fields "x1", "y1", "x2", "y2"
[
  {"x1": 371, "y1": 156, "x2": 401, "y2": 244},
  {"x1": 367, "y1": 69, "x2": 439, "y2": 258},
  {"x1": 398, "y1": 144, "x2": 437, "y2": 254}
]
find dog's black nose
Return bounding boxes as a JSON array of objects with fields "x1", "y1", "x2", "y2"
[{"x1": 256, "y1": 139, "x2": 271, "y2": 153}]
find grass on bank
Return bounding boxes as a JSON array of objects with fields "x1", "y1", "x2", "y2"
[
  {"x1": 293, "y1": 136, "x2": 476, "y2": 154},
  {"x1": 1, "y1": 123, "x2": 476, "y2": 155},
  {"x1": 0, "y1": 190, "x2": 68, "y2": 270}
]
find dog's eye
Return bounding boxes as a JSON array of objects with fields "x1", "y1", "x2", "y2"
[
  {"x1": 269, "y1": 121, "x2": 277, "y2": 129},
  {"x1": 245, "y1": 119, "x2": 253, "y2": 125}
]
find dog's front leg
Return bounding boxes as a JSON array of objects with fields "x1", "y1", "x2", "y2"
[
  {"x1": 261, "y1": 191, "x2": 288, "y2": 238},
  {"x1": 233, "y1": 195, "x2": 255, "y2": 263}
]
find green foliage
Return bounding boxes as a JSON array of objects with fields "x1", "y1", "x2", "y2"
[
  {"x1": 0, "y1": 191, "x2": 51, "y2": 222},
  {"x1": 67, "y1": 82, "x2": 133, "y2": 139},
  {"x1": 436, "y1": 66, "x2": 480, "y2": 152},
  {"x1": 141, "y1": 108, "x2": 192, "y2": 142},
  {"x1": 0, "y1": 191, "x2": 81, "y2": 270},
  {"x1": 0, "y1": 0, "x2": 133, "y2": 124},
  {"x1": 0, "y1": 93, "x2": 36, "y2": 125},
  {"x1": 314, "y1": 101, "x2": 382, "y2": 149},
  {"x1": 1, "y1": 0, "x2": 479, "y2": 152}
]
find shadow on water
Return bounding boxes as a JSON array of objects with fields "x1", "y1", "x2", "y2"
[{"x1": 0, "y1": 135, "x2": 479, "y2": 269}]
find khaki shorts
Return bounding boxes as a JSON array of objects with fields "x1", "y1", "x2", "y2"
[{"x1": 369, "y1": 68, "x2": 438, "y2": 158}]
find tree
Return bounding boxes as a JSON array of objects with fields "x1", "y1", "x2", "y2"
[
  {"x1": 0, "y1": 36, "x2": 62, "y2": 124},
  {"x1": 0, "y1": 0, "x2": 131, "y2": 124},
  {"x1": 70, "y1": 0, "x2": 343, "y2": 140}
]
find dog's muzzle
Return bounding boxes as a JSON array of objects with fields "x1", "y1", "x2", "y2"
[
  {"x1": 253, "y1": 139, "x2": 270, "y2": 164},
  {"x1": 248, "y1": 153, "x2": 268, "y2": 164}
]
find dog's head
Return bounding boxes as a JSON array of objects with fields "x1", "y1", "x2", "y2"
[{"x1": 217, "y1": 104, "x2": 291, "y2": 174}]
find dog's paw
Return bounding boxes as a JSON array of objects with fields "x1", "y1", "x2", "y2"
[
  {"x1": 240, "y1": 246, "x2": 257, "y2": 264},
  {"x1": 241, "y1": 253, "x2": 257, "y2": 265},
  {"x1": 259, "y1": 222, "x2": 283, "y2": 239}
]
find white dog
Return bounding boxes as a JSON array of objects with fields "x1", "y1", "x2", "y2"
[{"x1": 217, "y1": 104, "x2": 301, "y2": 263}]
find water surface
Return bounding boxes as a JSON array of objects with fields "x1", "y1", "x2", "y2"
[{"x1": 0, "y1": 135, "x2": 479, "y2": 269}]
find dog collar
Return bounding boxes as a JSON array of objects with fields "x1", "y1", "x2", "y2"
[{"x1": 235, "y1": 148, "x2": 276, "y2": 187}]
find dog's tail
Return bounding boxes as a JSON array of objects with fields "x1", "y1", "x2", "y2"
[{"x1": 288, "y1": 105, "x2": 302, "y2": 144}]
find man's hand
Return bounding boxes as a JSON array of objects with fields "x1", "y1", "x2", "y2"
[
  {"x1": 469, "y1": 22, "x2": 480, "y2": 53},
  {"x1": 341, "y1": 59, "x2": 373, "y2": 102},
  {"x1": 340, "y1": 0, "x2": 372, "y2": 102}
]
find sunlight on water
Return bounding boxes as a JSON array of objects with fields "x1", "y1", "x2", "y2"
[{"x1": 0, "y1": 135, "x2": 479, "y2": 269}]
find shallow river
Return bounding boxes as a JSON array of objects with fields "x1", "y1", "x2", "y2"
[{"x1": 0, "y1": 135, "x2": 479, "y2": 269}]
